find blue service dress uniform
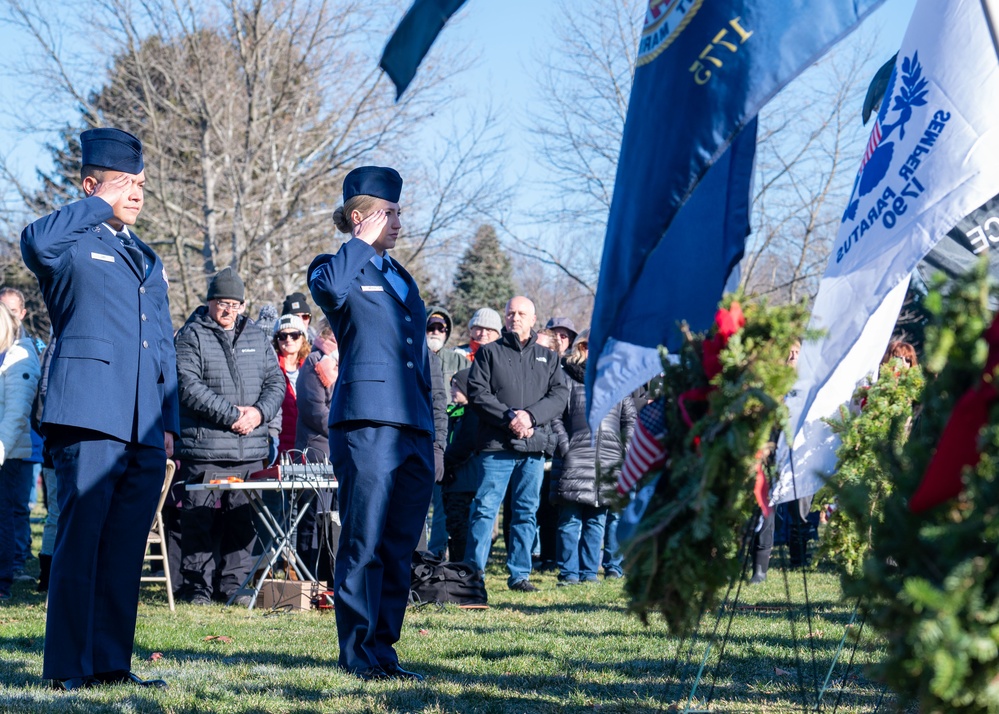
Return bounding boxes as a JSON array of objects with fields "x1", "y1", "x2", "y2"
[
  {"x1": 308, "y1": 237, "x2": 435, "y2": 673},
  {"x1": 21, "y1": 195, "x2": 180, "y2": 680}
]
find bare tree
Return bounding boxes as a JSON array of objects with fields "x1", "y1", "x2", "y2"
[
  {"x1": 741, "y1": 29, "x2": 883, "y2": 302},
  {"x1": 522, "y1": 1, "x2": 886, "y2": 308},
  {"x1": 507, "y1": 0, "x2": 644, "y2": 294},
  {"x1": 1, "y1": 0, "x2": 505, "y2": 323}
]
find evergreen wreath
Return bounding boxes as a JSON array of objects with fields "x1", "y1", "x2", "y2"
[
  {"x1": 621, "y1": 295, "x2": 811, "y2": 635},
  {"x1": 817, "y1": 359, "x2": 924, "y2": 580},
  {"x1": 844, "y1": 263, "x2": 999, "y2": 712}
]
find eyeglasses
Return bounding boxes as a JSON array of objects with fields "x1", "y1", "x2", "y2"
[
  {"x1": 427, "y1": 324, "x2": 446, "y2": 333},
  {"x1": 214, "y1": 300, "x2": 242, "y2": 311},
  {"x1": 277, "y1": 332, "x2": 303, "y2": 341}
]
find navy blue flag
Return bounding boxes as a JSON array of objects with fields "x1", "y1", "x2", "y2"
[
  {"x1": 380, "y1": 0, "x2": 468, "y2": 100},
  {"x1": 587, "y1": 0, "x2": 886, "y2": 432}
]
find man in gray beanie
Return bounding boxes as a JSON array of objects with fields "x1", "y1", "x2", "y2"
[
  {"x1": 454, "y1": 307, "x2": 503, "y2": 361},
  {"x1": 207, "y1": 267, "x2": 244, "y2": 303},
  {"x1": 174, "y1": 267, "x2": 285, "y2": 606}
]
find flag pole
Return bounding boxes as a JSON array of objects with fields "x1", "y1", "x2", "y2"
[{"x1": 982, "y1": 0, "x2": 999, "y2": 60}]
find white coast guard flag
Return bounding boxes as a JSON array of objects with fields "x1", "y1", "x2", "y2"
[{"x1": 772, "y1": 0, "x2": 999, "y2": 504}]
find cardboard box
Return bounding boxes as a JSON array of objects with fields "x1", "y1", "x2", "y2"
[{"x1": 257, "y1": 579, "x2": 317, "y2": 612}]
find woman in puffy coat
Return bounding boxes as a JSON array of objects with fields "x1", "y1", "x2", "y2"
[
  {"x1": 0, "y1": 306, "x2": 41, "y2": 601},
  {"x1": 550, "y1": 329, "x2": 636, "y2": 585}
]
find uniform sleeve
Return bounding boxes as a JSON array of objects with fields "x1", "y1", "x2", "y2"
[
  {"x1": 174, "y1": 327, "x2": 240, "y2": 427},
  {"x1": 20, "y1": 197, "x2": 116, "y2": 278},
  {"x1": 466, "y1": 347, "x2": 512, "y2": 427},
  {"x1": 0, "y1": 347, "x2": 41, "y2": 465},
  {"x1": 307, "y1": 239, "x2": 377, "y2": 314},
  {"x1": 524, "y1": 358, "x2": 570, "y2": 427}
]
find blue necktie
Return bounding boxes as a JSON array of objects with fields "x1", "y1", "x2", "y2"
[{"x1": 120, "y1": 232, "x2": 144, "y2": 274}]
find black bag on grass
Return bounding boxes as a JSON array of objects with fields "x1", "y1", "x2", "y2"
[{"x1": 409, "y1": 551, "x2": 487, "y2": 606}]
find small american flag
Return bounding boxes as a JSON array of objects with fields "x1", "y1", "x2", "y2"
[
  {"x1": 618, "y1": 400, "x2": 667, "y2": 495},
  {"x1": 860, "y1": 120, "x2": 882, "y2": 169}
]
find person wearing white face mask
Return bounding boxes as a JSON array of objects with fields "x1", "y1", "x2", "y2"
[{"x1": 294, "y1": 318, "x2": 340, "y2": 588}]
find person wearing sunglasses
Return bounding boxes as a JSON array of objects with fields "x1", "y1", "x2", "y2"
[
  {"x1": 307, "y1": 165, "x2": 435, "y2": 682},
  {"x1": 272, "y1": 314, "x2": 311, "y2": 460}
]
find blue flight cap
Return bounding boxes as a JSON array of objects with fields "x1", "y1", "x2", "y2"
[
  {"x1": 80, "y1": 128, "x2": 144, "y2": 174},
  {"x1": 342, "y1": 166, "x2": 403, "y2": 203}
]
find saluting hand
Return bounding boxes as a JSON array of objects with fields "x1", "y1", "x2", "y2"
[
  {"x1": 90, "y1": 172, "x2": 134, "y2": 207},
  {"x1": 353, "y1": 209, "x2": 387, "y2": 246}
]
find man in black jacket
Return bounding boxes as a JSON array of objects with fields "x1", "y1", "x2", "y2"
[
  {"x1": 174, "y1": 268, "x2": 286, "y2": 605},
  {"x1": 466, "y1": 296, "x2": 569, "y2": 591}
]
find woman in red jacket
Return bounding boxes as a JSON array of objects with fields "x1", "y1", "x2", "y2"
[{"x1": 272, "y1": 314, "x2": 311, "y2": 458}]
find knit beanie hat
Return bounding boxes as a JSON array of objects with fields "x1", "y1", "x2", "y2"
[
  {"x1": 469, "y1": 307, "x2": 503, "y2": 333},
  {"x1": 207, "y1": 267, "x2": 245, "y2": 302},
  {"x1": 451, "y1": 368, "x2": 470, "y2": 396},
  {"x1": 273, "y1": 313, "x2": 308, "y2": 336},
  {"x1": 281, "y1": 292, "x2": 312, "y2": 316}
]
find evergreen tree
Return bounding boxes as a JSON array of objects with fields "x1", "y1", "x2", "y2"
[{"x1": 448, "y1": 225, "x2": 516, "y2": 341}]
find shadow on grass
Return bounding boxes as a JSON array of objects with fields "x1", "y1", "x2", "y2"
[
  {"x1": 0, "y1": 629, "x2": 893, "y2": 714},
  {"x1": 496, "y1": 601, "x2": 629, "y2": 616}
]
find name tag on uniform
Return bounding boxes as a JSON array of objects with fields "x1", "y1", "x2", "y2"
[
  {"x1": 91, "y1": 252, "x2": 115, "y2": 263},
  {"x1": 361, "y1": 285, "x2": 384, "y2": 292}
]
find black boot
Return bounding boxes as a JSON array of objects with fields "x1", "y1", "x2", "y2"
[
  {"x1": 749, "y1": 564, "x2": 767, "y2": 584},
  {"x1": 37, "y1": 554, "x2": 52, "y2": 592}
]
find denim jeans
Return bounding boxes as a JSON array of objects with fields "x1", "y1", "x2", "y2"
[
  {"x1": 602, "y1": 508, "x2": 624, "y2": 576},
  {"x1": 466, "y1": 452, "x2": 545, "y2": 587},
  {"x1": 557, "y1": 503, "x2": 607, "y2": 582},
  {"x1": 0, "y1": 459, "x2": 33, "y2": 592},
  {"x1": 427, "y1": 484, "x2": 448, "y2": 557}
]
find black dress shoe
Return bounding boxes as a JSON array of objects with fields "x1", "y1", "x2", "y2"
[
  {"x1": 353, "y1": 666, "x2": 390, "y2": 681},
  {"x1": 382, "y1": 662, "x2": 425, "y2": 681},
  {"x1": 94, "y1": 670, "x2": 168, "y2": 689},
  {"x1": 51, "y1": 676, "x2": 97, "y2": 691}
]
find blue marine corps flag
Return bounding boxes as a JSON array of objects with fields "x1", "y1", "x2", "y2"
[{"x1": 586, "y1": 0, "x2": 887, "y2": 434}]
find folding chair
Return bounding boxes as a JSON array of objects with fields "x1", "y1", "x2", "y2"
[{"x1": 141, "y1": 459, "x2": 177, "y2": 611}]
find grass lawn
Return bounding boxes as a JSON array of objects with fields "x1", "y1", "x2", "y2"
[{"x1": 0, "y1": 520, "x2": 899, "y2": 713}]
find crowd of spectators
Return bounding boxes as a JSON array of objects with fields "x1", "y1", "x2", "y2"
[{"x1": 0, "y1": 273, "x2": 652, "y2": 603}]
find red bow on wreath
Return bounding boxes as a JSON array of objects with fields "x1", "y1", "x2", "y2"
[
  {"x1": 675, "y1": 303, "x2": 770, "y2": 515},
  {"x1": 677, "y1": 303, "x2": 745, "y2": 427},
  {"x1": 909, "y1": 314, "x2": 999, "y2": 513}
]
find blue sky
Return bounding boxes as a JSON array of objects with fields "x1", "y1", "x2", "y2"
[
  {"x1": 435, "y1": 0, "x2": 917, "y2": 214},
  {"x1": 0, "y1": 0, "x2": 917, "y2": 224}
]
